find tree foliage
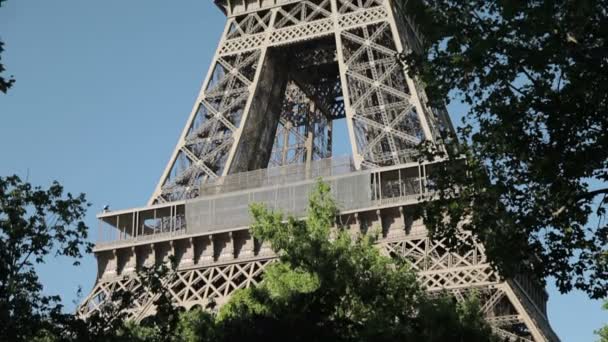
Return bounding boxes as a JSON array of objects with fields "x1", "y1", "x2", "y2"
[
  {"x1": 0, "y1": 0, "x2": 15, "y2": 93},
  {"x1": 0, "y1": 175, "x2": 92, "y2": 341},
  {"x1": 26, "y1": 259, "x2": 210, "y2": 342},
  {"x1": 214, "y1": 181, "x2": 495, "y2": 341},
  {"x1": 400, "y1": 0, "x2": 608, "y2": 298}
]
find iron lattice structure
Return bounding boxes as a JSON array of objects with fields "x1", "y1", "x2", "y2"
[
  {"x1": 79, "y1": 0, "x2": 559, "y2": 341},
  {"x1": 148, "y1": 0, "x2": 450, "y2": 204}
]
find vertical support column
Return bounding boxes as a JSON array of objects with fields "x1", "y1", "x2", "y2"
[
  {"x1": 199, "y1": 236, "x2": 214, "y2": 264},
  {"x1": 136, "y1": 211, "x2": 140, "y2": 238},
  {"x1": 215, "y1": 232, "x2": 235, "y2": 262},
  {"x1": 223, "y1": 9, "x2": 288, "y2": 174},
  {"x1": 170, "y1": 205, "x2": 174, "y2": 233},
  {"x1": 238, "y1": 231, "x2": 255, "y2": 259},
  {"x1": 281, "y1": 121, "x2": 292, "y2": 165},
  {"x1": 305, "y1": 133, "x2": 314, "y2": 179},
  {"x1": 305, "y1": 101, "x2": 315, "y2": 171},
  {"x1": 383, "y1": 0, "x2": 434, "y2": 142},
  {"x1": 330, "y1": 0, "x2": 364, "y2": 169},
  {"x1": 101, "y1": 250, "x2": 118, "y2": 279},
  {"x1": 123, "y1": 247, "x2": 137, "y2": 274},
  {"x1": 149, "y1": 18, "x2": 235, "y2": 205},
  {"x1": 116, "y1": 216, "x2": 120, "y2": 241},
  {"x1": 181, "y1": 238, "x2": 196, "y2": 267}
]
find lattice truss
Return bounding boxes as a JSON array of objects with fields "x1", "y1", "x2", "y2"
[
  {"x1": 269, "y1": 82, "x2": 332, "y2": 167},
  {"x1": 290, "y1": 41, "x2": 346, "y2": 122},
  {"x1": 79, "y1": 259, "x2": 274, "y2": 322},
  {"x1": 158, "y1": 48, "x2": 263, "y2": 203},
  {"x1": 379, "y1": 236, "x2": 548, "y2": 342},
  {"x1": 339, "y1": 21, "x2": 425, "y2": 167},
  {"x1": 274, "y1": 0, "x2": 333, "y2": 28},
  {"x1": 150, "y1": 0, "x2": 450, "y2": 204},
  {"x1": 336, "y1": 0, "x2": 383, "y2": 13},
  {"x1": 79, "y1": 233, "x2": 553, "y2": 341},
  {"x1": 269, "y1": 40, "x2": 344, "y2": 166},
  {"x1": 109, "y1": 0, "x2": 555, "y2": 339}
]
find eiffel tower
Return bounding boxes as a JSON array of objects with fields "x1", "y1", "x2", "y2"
[{"x1": 79, "y1": 0, "x2": 559, "y2": 340}]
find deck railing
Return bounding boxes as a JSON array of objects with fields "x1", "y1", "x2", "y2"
[{"x1": 96, "y1": 158, "x2": 434, "y2": 249}]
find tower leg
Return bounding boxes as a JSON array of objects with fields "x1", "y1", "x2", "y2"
[
  {"x1": 150, "y1": 10, "x2": 287, "y2": 204},
  {"x1": 332, "y1": 0, "x2": 434, "y2": 168}
]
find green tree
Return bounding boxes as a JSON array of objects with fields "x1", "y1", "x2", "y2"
[
  {"x1": 0, "y1": 175, "x2": 92, "y2": 341},
  {"x1": 0, "y1": 173, "x2": 207, "y2": 342},
  {"x1": 30, "y1": 259, "x2": 200, "y2": 342},
  {"x1": 213, "y1": 181, "x2": 495, "y2": 341},
  {"x1": 399, "y1": 0, "x2": 608, "y2": 298},
  {"x1": 0, "y1": 0, "x2": 15, "y2": 93}
]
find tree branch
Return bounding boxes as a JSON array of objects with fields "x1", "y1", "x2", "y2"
[
  {"x1": 552, "y1": 188, "x2": 608, "y2": 217},
  {"x1": 580, "y1": 188, "x2": 608, "y2": 201},
  {"x1": 520, "y1": 66, "x2": 541, "y2": 89},
  {"x1": 507, "y1": 82, "x2": 527, "y2": 97}
]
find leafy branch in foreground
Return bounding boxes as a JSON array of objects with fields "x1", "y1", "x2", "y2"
[
  {"x1": 399, "y1": 0, "x2": 608, "y2": 298},
  {"x1": 0, "y1": 175, "x2": 92, "y2": 341},
  {"x1": 596, "y1": 301, "x2": 608, "y2": 342},
  {"x1": 215, "y1": 181, "x2": 496, "y2": 341}
]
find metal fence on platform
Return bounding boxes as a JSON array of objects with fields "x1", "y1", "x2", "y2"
[
  {"x1": 198, "y1": 156, "x2": 355, "y2": 196},
  {"x1": 97, "y1": 158, "x2": 431, "y2": 248},
  {"x1": 186, "y1": 171, "x2": 371, "y2": 234}
]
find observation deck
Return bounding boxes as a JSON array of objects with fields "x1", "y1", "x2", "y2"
[{"x1": 96, "y1": 157, "x2": 433, "y2": 252}]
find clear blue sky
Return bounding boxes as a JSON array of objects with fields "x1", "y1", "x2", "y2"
[{"x1": 0, "y1": 1, "x2": 604, "y2": 341}]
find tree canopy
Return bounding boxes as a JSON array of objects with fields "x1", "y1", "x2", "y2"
[
  {"x1": 212, "y1": 181, "x2": 495, "y2": 341},
  {"x1": 0, "y1": 175, "x2": 92, "y2": 341},
  {"x1": 399, "y1": 0, "x2": 608, "y2": 298}
]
